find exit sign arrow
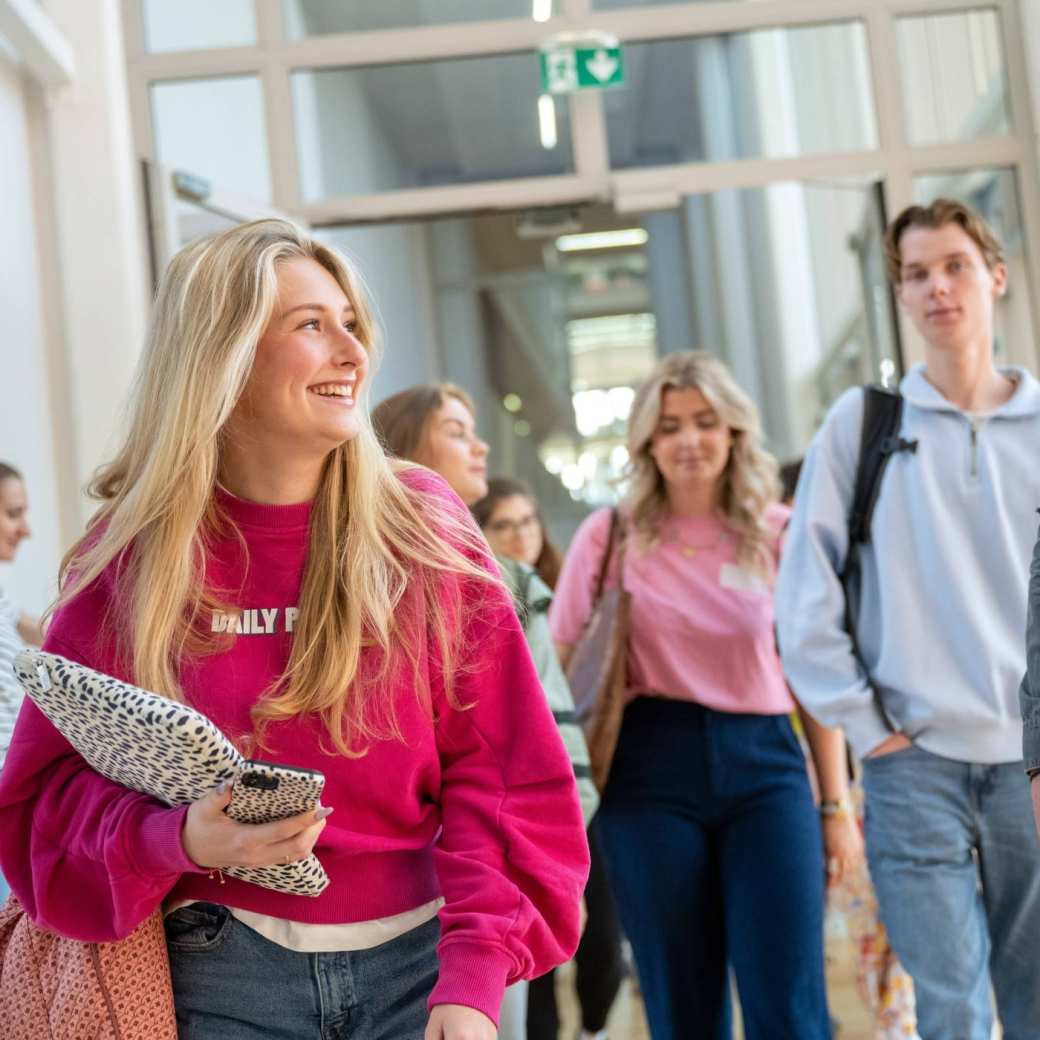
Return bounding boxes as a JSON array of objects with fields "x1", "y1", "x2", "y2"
[
  {"x1": 540, "y1": 36, "x2": 625, "y2": 93},
  {"x1": 584, "y1": 49, "x2": 619, "y2": 84}
]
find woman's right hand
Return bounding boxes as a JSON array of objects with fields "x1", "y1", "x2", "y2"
[{"x1": 181, "y1": 782, "x2": 332, "y2": 870}]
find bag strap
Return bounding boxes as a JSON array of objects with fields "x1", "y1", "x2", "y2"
[
  {"x1": 591, "y1": 508, "x2": 621, "y2": 605},
  {"x1": 842, "y1": 384, "x2": 915, "y2": 736},
  {"x1": 848, "y1": 385, "x2": 909, "y2": 547}
]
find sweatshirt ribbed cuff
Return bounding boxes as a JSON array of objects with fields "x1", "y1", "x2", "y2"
[
  {"x1": 1023, "y1": 715, "x2": 1040, "y2": 774},
  {"x1": 427, "y1": 941, "x2": 514, "y2": 1028},
  {"x1": 130, "y1": 804, "x2": 204, "y2": 877},
  {"x1": 843, "y1": 705, "x2": 897, "y2": 761}
]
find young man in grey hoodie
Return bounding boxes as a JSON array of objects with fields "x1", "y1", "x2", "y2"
[{"x1": 777, "y1": 198, "x2": 1040, "y2": 1040}]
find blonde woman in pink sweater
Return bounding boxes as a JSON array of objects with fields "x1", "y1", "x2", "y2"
[
  {"x1": 551, "y1": 352, "x2": 860, "y2": 1040},
  {"x1": 0, "y1": 220, "x2": 588, "y2": 1040}
]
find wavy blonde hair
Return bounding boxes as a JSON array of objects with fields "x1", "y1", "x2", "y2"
[
  {"x1": 54, "y1": 219, "x2": 496, "y2": 755},
  {"x1": 625, "y1": 351, "x2": 781, "y2": 573}
]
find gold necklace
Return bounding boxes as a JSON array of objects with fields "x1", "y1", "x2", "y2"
[{"x1": 665, "y1": 529, "x2": 731, "y2": 559}]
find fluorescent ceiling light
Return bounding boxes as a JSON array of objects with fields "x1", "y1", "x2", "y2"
[
  {"x1": 532, "y1": 0, "x2": 552, "y2": 23},
  {"x1": 538, "y1": 94, "x2": 557, "y2": 150},
  {"x1": 556, "y1": 229, "x2": 649, "y2": 251}
]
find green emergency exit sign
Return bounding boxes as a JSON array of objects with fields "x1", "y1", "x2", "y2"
[{"x1": 540, "y1": 42, "x2": 625, "y2": 94}]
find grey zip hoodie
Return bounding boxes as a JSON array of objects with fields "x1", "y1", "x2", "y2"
[{"x1": 777, "y1": 364, "x2": 1040, "y2": 763}]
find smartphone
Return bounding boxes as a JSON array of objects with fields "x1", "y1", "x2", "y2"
[{"x1": 225, "y1": 761, "x2": 325, "y2": 826}]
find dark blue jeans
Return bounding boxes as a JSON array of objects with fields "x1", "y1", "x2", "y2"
[
  {"x1": 597, "y1": 698, "x2": 830, "y2": 1040},
  {"x1": 165, "y1": 904, "x2": 439, "y2": 1040}
]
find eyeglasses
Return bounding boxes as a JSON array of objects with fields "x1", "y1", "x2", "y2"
[{"x1": 486, "y1": 515, "x2": 539, "y2": 537}]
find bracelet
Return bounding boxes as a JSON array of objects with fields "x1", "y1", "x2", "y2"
[{"x1": 819, "y1": 799, "x2": 851, "y2": 819}]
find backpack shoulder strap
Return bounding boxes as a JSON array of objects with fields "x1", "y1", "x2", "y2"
[{"x1": 849, "y1": 386, "x2": 905, "y2": 546}]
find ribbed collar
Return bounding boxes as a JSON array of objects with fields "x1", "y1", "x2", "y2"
[{"x1": 214, "y1": 485, "x2": 313, "y2": 531}]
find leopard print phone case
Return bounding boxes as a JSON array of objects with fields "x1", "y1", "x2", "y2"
[{"x1": 13, "y1": 649, "x2": 330, "y2": 897}]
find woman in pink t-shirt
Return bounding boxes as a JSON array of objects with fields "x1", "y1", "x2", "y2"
[{"x1": 550, "y1": 352, "x2": 861, "y2": 1040}]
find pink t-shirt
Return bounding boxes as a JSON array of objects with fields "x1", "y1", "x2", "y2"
[{"x1": 550, "y1": 505, "x2": 794, "y2": 716}]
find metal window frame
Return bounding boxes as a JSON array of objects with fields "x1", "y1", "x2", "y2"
[
  {"x1": 142, "y1": 158, "x2": 303, "y2": 281},
  {"x1": 120, "y1": 0, "x2": 1040, "y2": 343}
]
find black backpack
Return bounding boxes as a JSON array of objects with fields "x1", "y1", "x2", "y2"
[{"x1": 840, "y1": 385, "x2": 917, "y2": 728}]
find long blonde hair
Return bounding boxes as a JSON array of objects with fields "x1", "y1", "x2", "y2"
[
  {"x1": 625, "y1": 351, "x2": 781, "y2": 572},
  {"x1": 55, "y1": 219, "x2": 496, "y2": 755}
]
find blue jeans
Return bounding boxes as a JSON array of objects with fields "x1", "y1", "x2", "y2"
[
  {"x1": 864, "y1": 744, "x2": 1040, "y2": 1040},
  {"x1": 597, "y1": 698, "x2": 831, "y2": 1040},
  {"x1": 165, "y1": 904, "x2": 439, "y2": 1039}
]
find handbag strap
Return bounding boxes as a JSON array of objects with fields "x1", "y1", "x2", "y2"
[{"x1": 591, "y1": 508, "x2": 623, "y2": 604}]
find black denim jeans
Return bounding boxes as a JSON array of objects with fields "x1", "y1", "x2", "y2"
[{"x1": 526, "y1": 820, "x2": 625, "y2": 1038}]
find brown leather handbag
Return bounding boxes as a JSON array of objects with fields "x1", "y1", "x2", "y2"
[
  {"x1": 566, "y1": 509, "x2": 630, "y2": 793},
  {"x1": 0, "y1": 895, "x2": 177, "y2": 1040}
]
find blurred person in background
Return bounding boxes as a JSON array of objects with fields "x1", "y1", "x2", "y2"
[
  {"x1": 779, "y1": 459, "x2": 802, "y2": 507},
  {"x1": 373, "y1": 390, "x2": 598, "y2": 1040},
  {"x1": 371, "y1": 383, "x2": 490, "y2": 511},
  {"x1": 469, "y1": 476, "x2": 597, "y2": 824},
  {"x1": 474, "y1": 477, "x2": 562, "y2": 588},
  {"x1": 0, "y1": 462, "x2": 43, "y2": 904},
  {"x1": 473, "y1": 478, "x2": 625, "y2": 1040},
  {"x1": 551, "y1": 352, "x2": 860, "y2": 1040}
]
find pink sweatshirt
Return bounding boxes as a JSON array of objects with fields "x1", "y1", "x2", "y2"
[
  {"x1": 550, "y1": 505, "x2": 794, "y2": 715},
  {"x1": 0, "y1": 470, "x2": 588, "y2": 1025}
]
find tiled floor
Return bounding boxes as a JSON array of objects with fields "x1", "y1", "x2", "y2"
[{"x1": 555, "y1": 929, "x2": 875, "y2": 1040}]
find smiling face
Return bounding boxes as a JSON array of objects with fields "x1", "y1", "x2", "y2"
[
  {"x1": 225, "y1": 256, "x2": 368, "y2": 471},
  {"x1": 896, "y1": 223, "x2": 1007, "y2": 353},
  {"x1": 0, "y1": 477, "x2": 30, "y2": 562},
  {"x1": 483, "y1": 494, "x2": 543, "y2": 566},
  {"x1": 417, "y1": 395, "x2": 489, "y2": 506},
  {"x1": 648, "y1": 386, "x2": 733, "y2": 496}
]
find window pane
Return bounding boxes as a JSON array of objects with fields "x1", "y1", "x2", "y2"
[
  {"x1": 151, "y1": 77, "x2": 272, "y2": 202},
  {"x1": 640, "y1": 181, "x2": 898, "y2": 458},
  {"x1": 285, "y1": 0, "x2": 552, "y2": 36},
  {"x1": 606, "y1": 23, "x2": 877, "y2": 169},
  {"x1": 142, "y1": 0, "x2": 256, "y2": 53},
  {"x1": 594, "y1": 0, "x2": 751, "y2": 6},
  {"x1": 292, "y1": 55, "x2": 572, "y2": 199},
  {"x1": 897, "y1": 10, "x2": 1011, "y2": 145},
  {"x1": 914, "y1": 168, "x2": 1035, "y2": 370}
]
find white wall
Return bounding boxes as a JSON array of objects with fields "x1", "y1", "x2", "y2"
[
  {"x1": 45, "y1": 0, "x2": 150, "y2": 512},
  {"x1": 0, "y1": 58, "x2": 64, "y2": 614},
  {"x1": 0, "y1": 0, "x2": 152, "y2": 612}
]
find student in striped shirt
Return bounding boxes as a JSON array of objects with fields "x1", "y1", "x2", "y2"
[{"x1": 0, "y1": 461, "x2": 43, "y2": 903}]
